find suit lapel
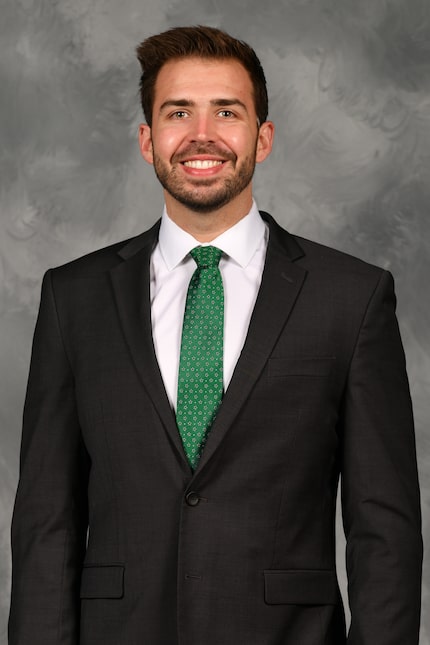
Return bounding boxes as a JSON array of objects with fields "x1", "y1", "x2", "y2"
[
  {"x1": 195, "y1": 213, "x2": 307, "y2": 473},
  {"x1": 109, "y1": 222, "x2": 191, "y2": 471},
  {"x1": 109, "y1": 213, "x2": 307, "y2": 477}
]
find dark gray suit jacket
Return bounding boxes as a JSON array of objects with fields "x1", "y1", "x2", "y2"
[{"x1": 9, "y1": 213, "x2": 422, "y2": 644}]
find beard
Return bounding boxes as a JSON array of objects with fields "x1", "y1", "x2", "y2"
[{"x1": 152, "y1": 143, "x2": 258, "y2": 214}]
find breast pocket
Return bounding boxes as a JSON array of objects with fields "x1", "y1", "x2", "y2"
[{"x1": 268, "y1": 357, "x2": 336, "y2": 378}]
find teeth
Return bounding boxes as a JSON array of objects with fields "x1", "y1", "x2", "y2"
[{"x1": 183, "y1": 160, "x2": 223, "y2": 169}]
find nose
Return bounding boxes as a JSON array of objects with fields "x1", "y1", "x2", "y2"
[{"x1": 189, "y1": 111, "x2": 217, "y2": 142}]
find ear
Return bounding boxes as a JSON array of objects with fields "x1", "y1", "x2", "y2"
[
  {"x1": 138, "y1": 124, "x2": 154, "y2": 164},
  {"x1": 255, "y1": 120, "x2": 275, "y2": 163}
]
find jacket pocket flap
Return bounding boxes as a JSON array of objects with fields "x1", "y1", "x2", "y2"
[
  {"x1": 268, "y1": 357, "x2": 335, "y2": 378},
  {"x1": 264, "y1": 569, "x2": 338, "y2": 605},
  {"x1": 80, "y1": 564, "x2": 124, "y2": 599}
]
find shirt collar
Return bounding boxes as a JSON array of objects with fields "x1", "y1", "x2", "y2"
[{"x1": 158, "y1": 199, "x2": 266, "y2": 270}]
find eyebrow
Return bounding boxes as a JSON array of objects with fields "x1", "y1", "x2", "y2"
[{"x1": 159, "y1": 98, "x2": 249, "y2": 114}]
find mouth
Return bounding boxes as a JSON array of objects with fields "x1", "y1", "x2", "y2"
[
  {"x1": 183, "y1": 159, "x2": 224, "y2": 169},
  {"x1": 177, "y1": 154, "x2": 229, "y2": 178}
]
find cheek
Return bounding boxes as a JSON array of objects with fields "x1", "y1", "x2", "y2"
[
  {"x1": 223, "y1": 128, "x2": 258, "y2": 156},
  {"x1": 153, "y1": 128, "x2": 187, "y2": 158}
]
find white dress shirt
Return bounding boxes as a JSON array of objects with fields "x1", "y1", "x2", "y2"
[{"x1": 150, "y1": 200, "x2": 268, "y2": 410}]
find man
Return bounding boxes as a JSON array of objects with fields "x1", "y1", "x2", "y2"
[{"x1": 9, "y1": 25, "x2": 422, "y2": 645}]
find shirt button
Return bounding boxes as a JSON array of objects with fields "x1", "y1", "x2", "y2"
[{"x1": 185, "y1": 491, "x2": 200, "y2": 507}]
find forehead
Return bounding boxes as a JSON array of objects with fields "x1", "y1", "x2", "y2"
[{"x1": 153, "y1": 57, "x2": 255, "y2": 105}]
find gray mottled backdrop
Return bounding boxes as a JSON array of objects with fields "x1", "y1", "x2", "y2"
[{"x1": 1, "y1": 0, "x2": 429, "y2": 642}]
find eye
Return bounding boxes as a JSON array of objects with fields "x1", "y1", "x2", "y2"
[
  {"x1": 218, "y1": 109, "x2": 235, "y2": 118},
  {"x1": 170, "y1": 110, "x2": 189, "y2": 119}
]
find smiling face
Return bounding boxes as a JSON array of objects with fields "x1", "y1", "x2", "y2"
[{"x1": 139, "y1": 57, "x2": 274, "y2": 234}]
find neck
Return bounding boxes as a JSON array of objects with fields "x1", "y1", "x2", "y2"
[{"x1": 164, "y1": 192, "x2": 253, "y2": 242}]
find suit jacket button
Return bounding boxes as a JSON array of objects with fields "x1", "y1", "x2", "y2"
[{"x1": 185, "y1": 491, "x2": 200, "y2": 507}]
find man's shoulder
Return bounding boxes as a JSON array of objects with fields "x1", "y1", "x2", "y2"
[
  {"x1": 294, "y1": 233, "x2": 383, "y2": 277},
  {"x1": 53, "y1": 238, "x2": 130, "y2": 276},
  {"x1": 49, "y1": 221, "x2": 160, "y2": 281},
  {"x1": 264, "y1": 211, "x2": 385, "y2": 280}
]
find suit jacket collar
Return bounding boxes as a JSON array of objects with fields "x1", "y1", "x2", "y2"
[
  {"x1": 111, "y1": 220, "x2": 192, "y2": 476},
  {"x1": 117, "y1": 219, "x2": 160, "y2": 260},
  {"x1": 110, "y1": 212, "x2": 307, "y2": 477},
  {"x1": 196, "y1": 212, "x2": 307, "y2": 473},
  {"x1": 116, "y1": 211, "x2": 304, "y2": 263}
]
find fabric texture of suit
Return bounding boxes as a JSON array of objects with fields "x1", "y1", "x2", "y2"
[{"x1": 9, "y1": 212, "x2": 422, "y2": 645}]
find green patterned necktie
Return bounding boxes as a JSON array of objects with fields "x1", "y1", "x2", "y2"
[{"x1": 176, "y1": 246, "x2": 224, "y2": 470}]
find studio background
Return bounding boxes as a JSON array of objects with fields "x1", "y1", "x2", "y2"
[{"x1": 1, "y1": 0, "x2": 429, "y2": 642}]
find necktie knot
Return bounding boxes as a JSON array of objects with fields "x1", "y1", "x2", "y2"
[{"x1": 190, "y1": 246, "x2": 222, "y2": 269}]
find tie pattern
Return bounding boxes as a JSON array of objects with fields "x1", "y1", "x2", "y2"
[{"x1": 176, "y1": 246, "x2": 224, "y2": 470}]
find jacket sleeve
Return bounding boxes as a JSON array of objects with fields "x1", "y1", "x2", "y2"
[
  {"x1": 9, "y1": 270, "x2": 89, "y2": 645},
  {"x1": 340, "y1": 270, "x2": 422, "y2": 644}
]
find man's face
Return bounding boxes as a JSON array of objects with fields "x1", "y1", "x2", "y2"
[{"x1": 139, "y1": 57, "x2": 273, "y2": 214}]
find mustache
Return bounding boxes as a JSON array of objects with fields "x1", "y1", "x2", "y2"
[{"x1": 172, "y1": 144, "x2": 236, "y2": 164}]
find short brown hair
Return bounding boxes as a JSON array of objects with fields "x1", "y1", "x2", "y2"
[{"x1": 136, "y1": 25, "x2": 268, "y2": 127}]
